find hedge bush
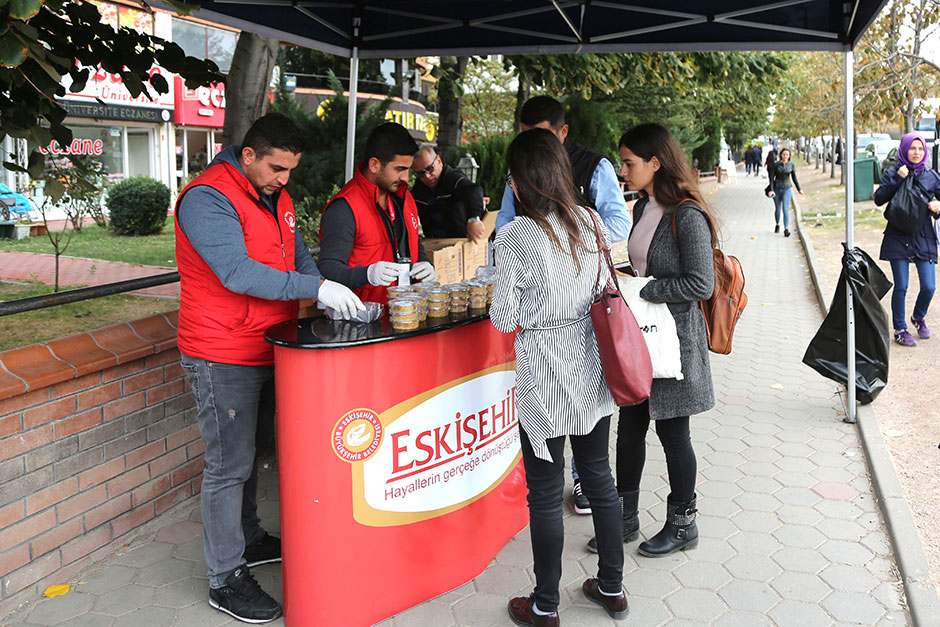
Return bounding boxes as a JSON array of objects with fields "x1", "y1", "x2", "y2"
[{"x1": 107, "y1": 176, "x2": 171, "y2": 236}]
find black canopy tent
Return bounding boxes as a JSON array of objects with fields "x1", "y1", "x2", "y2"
[{"x1": 164, "y1": 0, "x2": 891, "y2": 420}]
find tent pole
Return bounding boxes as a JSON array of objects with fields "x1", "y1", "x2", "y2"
[
  {"x1": 844, "y1": 49, "x2": 857, "y2": 423},
  {"x1": 345, "y1": 18, "x2": 360, "y2": 182}
]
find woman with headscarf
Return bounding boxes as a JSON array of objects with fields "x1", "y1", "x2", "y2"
[{"x1": 873, "y1": 132, "x2": 940, "y2": 346}]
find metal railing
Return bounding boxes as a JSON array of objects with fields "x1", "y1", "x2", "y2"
[{"x1": 0, "y1": 272, "x2": 180, "y2": 317}]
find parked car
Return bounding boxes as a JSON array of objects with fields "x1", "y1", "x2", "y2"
[
  {"x1": 864, "y1": 139, "x2": 899, "y2": 161},
  {"x1": 857, "y1": 133, "x2": 891, "y2": 155}
]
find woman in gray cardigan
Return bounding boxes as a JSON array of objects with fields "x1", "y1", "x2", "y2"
[{"x1": 588, "y1": 123, "x2": 716, "y2": 557}]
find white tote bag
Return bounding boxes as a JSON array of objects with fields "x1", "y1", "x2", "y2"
[{"x1": 618, "y1": 275, "x2": 684, "y2": 380}]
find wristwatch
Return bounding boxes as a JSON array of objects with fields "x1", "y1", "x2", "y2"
[{"x1": 467, "y1": 216, "x2": 482, "y2": 223}]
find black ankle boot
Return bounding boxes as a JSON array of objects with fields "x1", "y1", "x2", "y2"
[
  {"x1": 586, "y1": 490, "x2": 640, "y2": 553},
  {"x1": 637, "y1": 496, "x2": 698, "y2": 557}
]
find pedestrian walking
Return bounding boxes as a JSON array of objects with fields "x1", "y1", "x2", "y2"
[
  {"x1": 587, "y1": 122, "x2": 716, "y2": 558},
  {"x1": 767, "y1": 148, "x2": 803, "y2": 237},
  {"x1": 744, "y1": 144, "x2": 753, "y2": 176},
  {"x1": 491, "y1": 128, "x2": 627, "y2": 626},
  {"x1": 751, "y1": 144, "x2": 763, "y2": 178},
  {"x1": 872, "y1": 132, "x2": 940, "y2": 347}
]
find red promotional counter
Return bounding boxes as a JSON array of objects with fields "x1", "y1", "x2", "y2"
[{"x1": 266, "y1": 313, "x2": 528, "y2": 626}]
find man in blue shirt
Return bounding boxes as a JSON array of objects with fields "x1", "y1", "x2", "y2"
[
  {"x1": 495, "y1": 96, "x2": 632, "y2": 243},
  {"x1": 495, "y1": 96, "x2": 632, "y2": 517}
]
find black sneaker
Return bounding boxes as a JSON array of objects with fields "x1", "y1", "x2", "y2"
[
  {"x1": 243, "y1": 533, "x2": 281, "y2": 567},
  {"x1": 209, "y1": 567, "x2": 282, "y2": 624},
  {"x1": 572, "y1": 479, "x2": 592, "y2": 515}
]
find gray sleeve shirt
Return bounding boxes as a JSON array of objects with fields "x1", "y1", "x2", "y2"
[{"x1": 177, "y1": 185, "x2": 322, "y2": 301}]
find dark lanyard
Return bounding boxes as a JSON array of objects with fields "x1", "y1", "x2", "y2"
[{"x1": 373, "y1": 190, "x2": 410, "y2": 262}]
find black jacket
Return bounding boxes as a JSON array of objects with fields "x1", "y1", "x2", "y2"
[
  {"x1": 565, "y1": 140, "x2": 607, "y2": 210},
  {"x1": 411, "y1": 164, "x2": 484, "y2": 238}
]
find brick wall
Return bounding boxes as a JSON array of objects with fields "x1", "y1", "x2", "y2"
[{"x1": 0, "y1": 311, "x2": 202, "y2": 616}]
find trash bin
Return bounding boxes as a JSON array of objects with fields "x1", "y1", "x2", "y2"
[{"x1": 853, "y1": 156, "x2": 879, "y2": 201}]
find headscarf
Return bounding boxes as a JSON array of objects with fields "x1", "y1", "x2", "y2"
[{"x1": 898, "y1": 132, "x2": 929, "y2": 175}]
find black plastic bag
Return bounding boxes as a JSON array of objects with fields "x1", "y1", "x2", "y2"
[
  {"x1": 884, "y1": 175, "x2": 931, "y2": 235},
  {"x1": 802, "y1": 245, "x2": 892, "y2": 404}
]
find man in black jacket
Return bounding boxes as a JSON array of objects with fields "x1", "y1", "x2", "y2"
[{"x1": 411, "y1": 145, "x2": 486, "y2": 243}]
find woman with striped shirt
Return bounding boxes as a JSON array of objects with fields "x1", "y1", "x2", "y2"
[{"x1": 491, "y1": 128, "x2": 627, "y2": 627}]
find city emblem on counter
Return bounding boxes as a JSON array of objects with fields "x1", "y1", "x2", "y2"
[{"x1": 333, "y1": 408, "x2": 384, "y2": 462}]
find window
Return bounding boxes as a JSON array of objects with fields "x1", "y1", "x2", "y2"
[{"x1": 172, "y1": 18, "x2": 238, "y2": 73}]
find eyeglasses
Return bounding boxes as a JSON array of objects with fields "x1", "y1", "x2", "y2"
[{"x1": 416, "y1": 156, "x2": 439, "y2": 178}]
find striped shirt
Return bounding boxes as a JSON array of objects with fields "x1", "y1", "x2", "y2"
[{"x1": 491, "y1": 208, "x2": 616, "y2": 462}]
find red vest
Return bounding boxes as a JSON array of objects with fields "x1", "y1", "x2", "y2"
[
  {"x1": 175, "y1": 160, "x2": 299, "y2": 366},
  {"x1": 323, "y1": 166, "x2": 421, "y2": 304}
]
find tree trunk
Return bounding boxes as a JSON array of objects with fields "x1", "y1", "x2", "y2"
[
  {"x1": 223, "y1": 32, "x2": 280, "y2": 148},
  {"x1": 830, "y1": 128, "x2": 837, "y2": 178},
  {"x1": 514, "y1": 72, "x2": 530, "y2": 134},
  {"x1": 436, "y1": 56, "x2": 468, "y2": 162}
]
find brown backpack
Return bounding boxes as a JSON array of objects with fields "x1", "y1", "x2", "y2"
[{"x1": 671, "y1": 200, "x2": 747, "y2": 355}]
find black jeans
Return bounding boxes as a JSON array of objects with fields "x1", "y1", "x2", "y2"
[
  {"x1": 519, "y1": 416, "x2": 623, "y2": 612},
  {"x1": 616, "y1": 401, "x2": 696, "y2": 503}
]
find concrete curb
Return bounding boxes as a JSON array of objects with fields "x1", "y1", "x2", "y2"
[{"x1": 793, "y1": 193, "x2": 940, "y2": 627}]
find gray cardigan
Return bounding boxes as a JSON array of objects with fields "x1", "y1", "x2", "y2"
[{"x1": 632, "y1": 197, "x2": 716, "y2": 420}]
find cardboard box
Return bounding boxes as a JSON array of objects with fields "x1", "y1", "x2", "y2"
[
  {"x1": 462, "y1": 240, "x2": 488, "y2": 281},
  {"x1": 423, "y1": 238, "x2": 464, "y2": 285},
  {"x1": 423, "y1": 236, "x2": 491, "y2": 283}
]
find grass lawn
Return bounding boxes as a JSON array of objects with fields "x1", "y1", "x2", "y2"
[
  {"x1": 0, "y1": 218, "x2": 176, "y2": 267},
  {"x1": 0, "y1": 280, "x2": 179, "y2": 352}
]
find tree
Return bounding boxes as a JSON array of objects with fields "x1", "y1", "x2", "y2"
[
  {"x1": 854, "y1": 0, "x2": 940, "y2": 132},
  {"x1": 35, "y1": 155, "x2": 108, "y2": 291},
  {"x1": 222, "y1": 32, "x2": 279, "y2": 147},
  {"x1": 461, "y1": 57, "x2": 515, "y2": 144},
  {"x1": 434, "y1": 56, "x2": 468, "y2": 161},
  {"x1": 0, "y1": 0, "x2": 221, "y2": 182}
]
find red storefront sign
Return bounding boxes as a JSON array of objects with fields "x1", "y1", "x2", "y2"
[
  {"x1": 39, "y1": 139, "x2": 104, "y2": 156},
  {"x1": 174, "y1": 76, "x2": 225, "y2": 127}
]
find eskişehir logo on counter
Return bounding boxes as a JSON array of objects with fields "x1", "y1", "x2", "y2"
[
  {"x1": 332, "y1": 408, "x2": 383, "y2": 463},
  {"x1": 344, "y1": 364, "x2": 521, "y2": 526}
]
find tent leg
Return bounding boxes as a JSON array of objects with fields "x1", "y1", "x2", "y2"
[
  {"x1": 344, "y1": 21, "x2": 360, "y2": 182},
  {"x1": 844, "y1": 49, "x2": 857, "y2": 424}
]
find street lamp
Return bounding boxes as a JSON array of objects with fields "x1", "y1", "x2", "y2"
[{"x1": 456, "y1": 153, "x2": 479, "y2": 183}]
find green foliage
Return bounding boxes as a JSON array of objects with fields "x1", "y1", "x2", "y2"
[
  {"x1": 564, "y1": 96, "x2": 619, "y2": 159},
  {"x1": 692, "y1": 116, "x2": 723, "y2": 171},
  {"x1": 270, "y1": 71, "x2": 390, "y2": 248},
  {"x1": 460, "y1": 134, "x2": 513, "y2": 202},
  {"x1": 0, "y1": 0, "x2": 221, "y2": 178},
  {"x1": 53, "y1": 155, "x2": 108, "y2": 230},
  {"x1": 106, "y1": 176, "x2": 171, "y2": 236}
]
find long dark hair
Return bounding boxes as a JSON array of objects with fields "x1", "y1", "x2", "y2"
[
  {"x1": 619, "y1": 123, "x2": 719, "y2": 249},
  {"x1": 506, "y1": 128, "x2": 592, "y2": 273}
]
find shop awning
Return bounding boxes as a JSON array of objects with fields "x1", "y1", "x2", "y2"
[{"x1": 161, "y1": 1, "x2": 887, "y2": 56}]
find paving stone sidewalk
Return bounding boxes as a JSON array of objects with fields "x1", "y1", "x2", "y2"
[
  {"x1": 1, "y1": 174, "x2": 913, "y2": 626},
  {"x1": 0, "y1": 251, "x2": 178, "y2": 298}
]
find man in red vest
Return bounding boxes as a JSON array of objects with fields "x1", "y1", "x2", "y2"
[
  {"x1": 175, "y1": 113, "x2": 363, "y2": 624},
  {"x1": 319, "y1": 122, "x2": 435, "y2": 303}
]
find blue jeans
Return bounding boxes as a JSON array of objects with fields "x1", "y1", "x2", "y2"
[
  {"x1": 519, "y1": 416, "x2": 623, "y2": 612},
  {"x1": 773, "y1": 187, "x2": 792, "y2": 228},
  {"x1": 180, "y1": 354, "x2": 275, "y2": 588},
  {"x1": 889, "y1": 259, "x2": 936, "y2": 330}
]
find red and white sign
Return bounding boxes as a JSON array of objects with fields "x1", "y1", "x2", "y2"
[
  {"x1": 63, "y1": 65, "x2": 174, "y2": 109},
  {"x1": 360, "y1": 370, "x2": 518, "y2": 520},
  {"x1": 272, "y1": 320, "x2": 526, "y2": 627},
  {"x1": 174, "y1": 76, "x2": 225, "y2": 127},
  {"x1": 39, "y1": 138, "x2": 104, "y2": 156}
]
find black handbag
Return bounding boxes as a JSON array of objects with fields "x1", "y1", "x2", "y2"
[{"x1": 884, "y1": 175, "x2": 931, "y2": 235}]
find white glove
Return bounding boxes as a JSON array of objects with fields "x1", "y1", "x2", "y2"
[
  {"x1": 367, "y1": 261, "x2": 400, "y2": 286},
  {"x1": 410, "y1": 261, "x2": 436, "y2": 282},
  {"x1": 317, "y1": 280, "x2": 365, "y2": 319}
]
